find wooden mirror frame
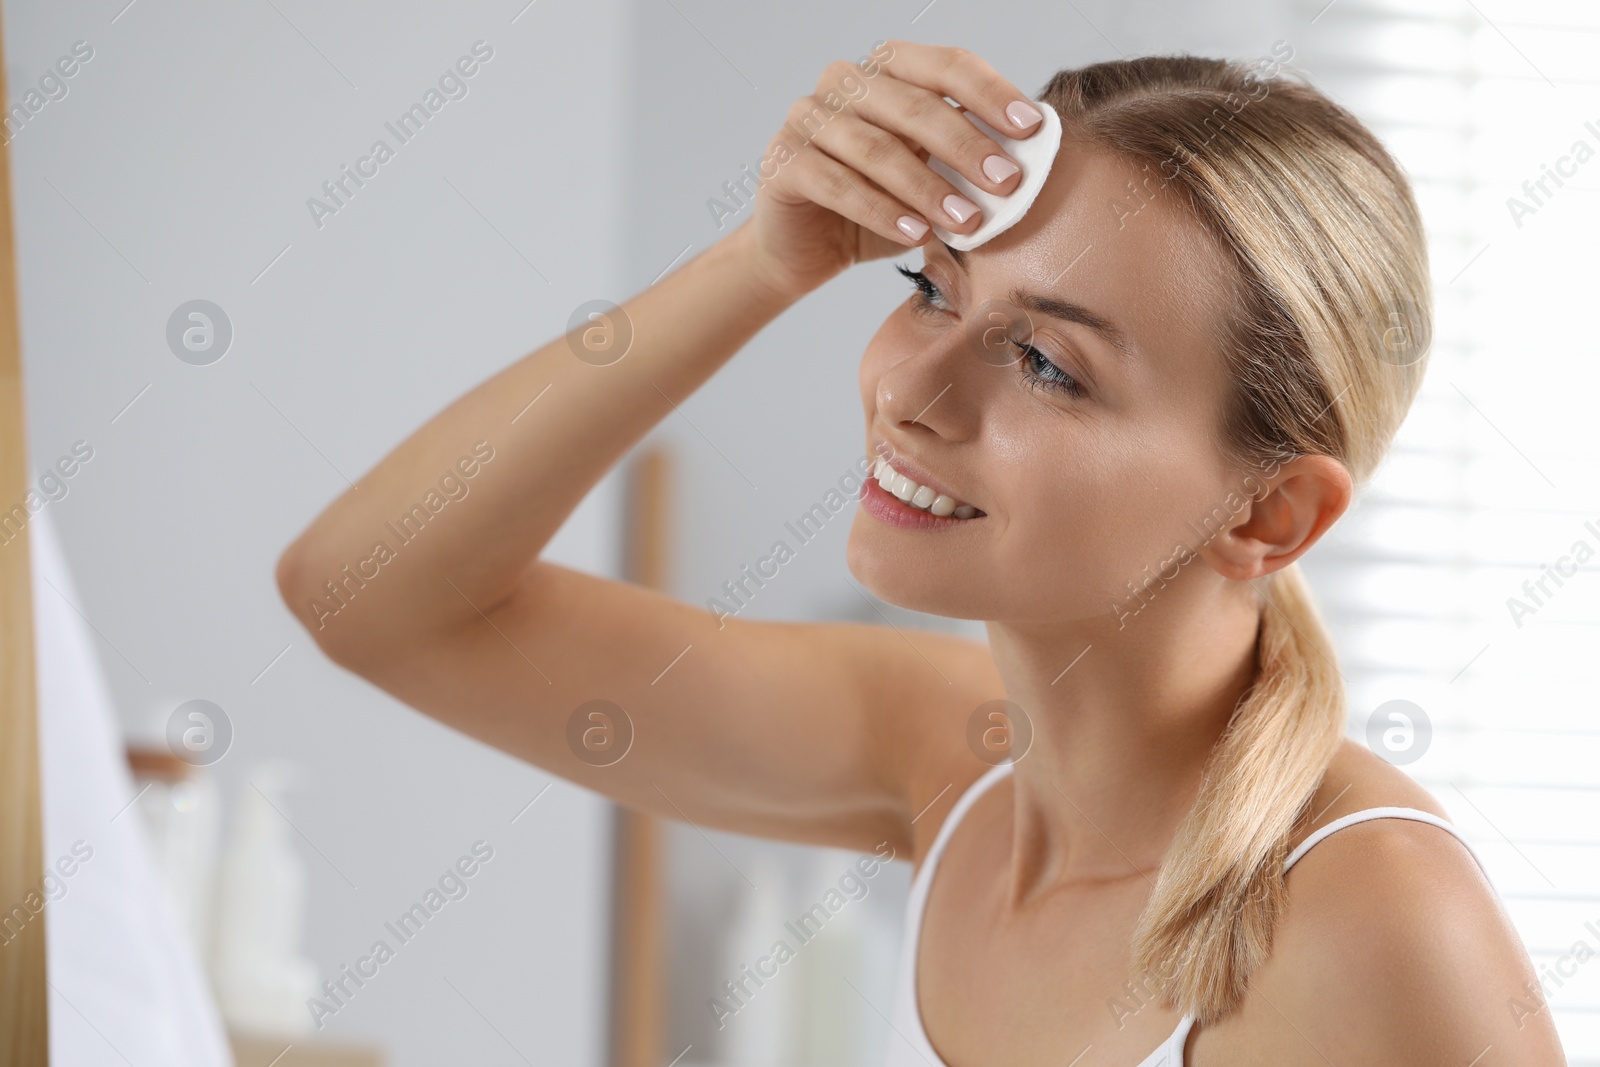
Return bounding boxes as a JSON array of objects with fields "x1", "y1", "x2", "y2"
[{"x1": 0, "y1": 10, "x2": 52, "y2": 1064}]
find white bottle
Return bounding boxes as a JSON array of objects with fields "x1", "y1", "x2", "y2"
[
  {"x1": 792, "y1": 848, "x2": 868, "y2": 1066},
  {"x1": 717, "y1": 849, "x2": 798, "y2": 1067},
  {"x1": 210, "y1": 761, "x2": 320, "y2": 1035}
]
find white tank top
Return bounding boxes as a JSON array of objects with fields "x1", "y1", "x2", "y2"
[{"x1": 883, "y1": 759, "x2": 1488, "y2": 1067}]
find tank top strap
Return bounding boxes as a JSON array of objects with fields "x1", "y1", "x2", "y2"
[
  {"x1": 1153, "y1": 808, "x2": 1489, "y2": 1067},
  {"x1": 917, "y1": 760, "x2": 1014, "y2": 883},
  {"x1": 1283, "y1": 805, "x2": 1489, "y2": 878}
]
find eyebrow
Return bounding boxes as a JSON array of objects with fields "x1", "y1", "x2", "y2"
[{"x1": 941, "y1": 241, "x2": 1135, "y2": 362}]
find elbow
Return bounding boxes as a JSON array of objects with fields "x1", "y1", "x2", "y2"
[
  {"x1": 274, "y1": 539, "x2": 304, "y2": 612},
  {"x1": 274, "y1": 541, "x2": 326, "y2": 643},
  {"x1": 274, "y1": 538, "x2": 412, "y2": 675},
  {"x1": 275, "y1": 540, "x2": 351, "y2": 664}
]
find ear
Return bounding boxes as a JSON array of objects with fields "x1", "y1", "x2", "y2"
[{"x1": 1198, "y1": 454, "x2": 1353, "y2": 582}]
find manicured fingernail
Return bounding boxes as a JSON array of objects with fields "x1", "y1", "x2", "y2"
[
  {"x1": 982, "y1": 154, "x2": 1020, "y2": 183},
  {"x1": 897, "y1": 215, "x2": 929, "y2": 241},
  {"x1": 1006, "y1": 99, "x2": 1043, "y2": 129},
  {"x1": 942, "y1": 194, "x2": 979, "y2": 224}
]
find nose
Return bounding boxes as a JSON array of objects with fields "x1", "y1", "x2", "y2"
[{"x1": 874, "y1": 309, "x2": 1017, "y2": 442}]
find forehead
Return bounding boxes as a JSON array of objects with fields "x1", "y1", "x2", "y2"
[{"x1": 950, "y1": 126, "x2": 1239, "y2": 370}]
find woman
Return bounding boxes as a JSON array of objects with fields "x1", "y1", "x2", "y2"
[{"x1": 275, "y1": 41, "x2": 1567, "y2": 1066}]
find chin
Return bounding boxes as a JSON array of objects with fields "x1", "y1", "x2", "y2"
[{"x1": 844, "y1": 517, "x2": 987, "y2": 621}]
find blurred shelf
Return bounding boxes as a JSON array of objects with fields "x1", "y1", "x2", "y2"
[{"x1": 229, "y1": 1033, "x2": 384, "y2": 1067}]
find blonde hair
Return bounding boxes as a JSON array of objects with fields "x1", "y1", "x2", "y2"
[{"x1": 1037, "y1": 54, "x2": 1432, "y2": 1021}]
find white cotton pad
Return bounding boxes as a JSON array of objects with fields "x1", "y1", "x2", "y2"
[{"x1": 927, "y1": 98, "x2": 1063, "y2": 251}]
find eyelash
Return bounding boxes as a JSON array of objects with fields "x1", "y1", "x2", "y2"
[{"x1": 895, "y1": 264, "x2": 1086, "y2": 400}]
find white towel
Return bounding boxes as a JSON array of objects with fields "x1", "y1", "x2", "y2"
[{"x1": 33, "y1": 506, "x2": 233, "y2": 1067}]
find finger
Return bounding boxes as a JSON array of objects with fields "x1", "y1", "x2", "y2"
[
  {"x1": 778, "y1": 140, "x2": 932, "y2": 247},
  {"x1": 813, "y1": 58, "x2": 1026, "y2": 203},
  {"x1": 897, "y1": 132, "x2": 930, "y2": 161},
  {"x1": 801, "y1": 108, "x2": 986, "y2": 234},
  {"x1": 845, "y1": 73, "x2": 1029, "y2": 204},
  {"x1": 872, "y1": 40, "x2": 1047, "y2": 140}
]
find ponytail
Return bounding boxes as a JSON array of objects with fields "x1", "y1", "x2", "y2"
[
  {"x1": 1127, "y1": 561, "x2": 1346, "y2": 1021},
  {"x1": 1036, "y1": 55, "x2": 1431, "y2": 1021}
]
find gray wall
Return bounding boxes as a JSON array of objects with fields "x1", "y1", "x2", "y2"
[{"x1": 8, "y1": 0, "x2": 631, "y2": 1063}]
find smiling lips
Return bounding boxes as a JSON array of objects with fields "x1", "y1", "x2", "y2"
[{"x1": 871, "y1": 456, "x2": 984, "y2": 518}]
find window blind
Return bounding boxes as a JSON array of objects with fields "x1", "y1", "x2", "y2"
[{"x1": 1292, "y1": 0, "x2": 1600, "y2": 1058}]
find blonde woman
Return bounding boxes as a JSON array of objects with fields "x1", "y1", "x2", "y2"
[{"x1": 276, "y1": 41, "x2": 1567, "y2": 1066}]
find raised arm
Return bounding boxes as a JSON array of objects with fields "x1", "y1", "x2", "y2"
[
  {"x1": 274, "y1": 218, "x2": 793, "y2": 654},
  {"x1": 275, "y1": 41, "x2": 1039, "y2": 854}
]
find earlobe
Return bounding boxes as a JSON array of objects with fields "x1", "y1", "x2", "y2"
[{"x1": 1199, "y1": 455, "x2": 1353, "y2": 582}]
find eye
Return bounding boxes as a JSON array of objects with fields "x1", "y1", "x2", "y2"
[
  {"x1": 1013, "y1": 340, "x2": 1086, "y2": 400},
  {"x1": 896, "y1": 264, "x2": 948, "y2": 312},
  {"x1": 894, "y1": 263, "x2": 1086, "y2": 401}
]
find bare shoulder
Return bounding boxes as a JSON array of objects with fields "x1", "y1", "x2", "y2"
[
  {"x1": 1282, "y1": 737, "x2": 1449, "y2": 829},
  {"x1": 1192, "y1": 739, "x2": 1567, "y2": 1065}
]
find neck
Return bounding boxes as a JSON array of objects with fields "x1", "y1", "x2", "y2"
[{"x1": 983, "y1": 580, "x2": 1262, "y2": 907}]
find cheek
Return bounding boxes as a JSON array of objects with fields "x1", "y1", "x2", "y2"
[
  {"x1": 1035, "y1": 471, "x2": 1121, "y2": 551},
  {"x1": 994, "y1": 429, "x2": 1214, "y2": 601}
]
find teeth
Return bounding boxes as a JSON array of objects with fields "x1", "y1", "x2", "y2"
[{"x1": 872, "y1": 458, "x2": 980, "y2": 518}]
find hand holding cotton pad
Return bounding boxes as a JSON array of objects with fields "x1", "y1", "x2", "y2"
[{"x1": 927, "y1": 99, "x2": 1063, "y2": 251}]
